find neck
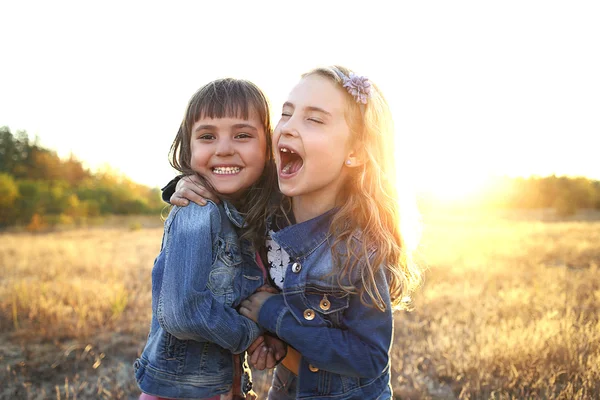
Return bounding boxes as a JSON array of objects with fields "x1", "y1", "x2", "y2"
[
  {"x1": 291, "y1": 191, "x2": 339, "y2": 224},
  {"x1": 226, "y1": 192, "x2": 246, "y2": 211}
]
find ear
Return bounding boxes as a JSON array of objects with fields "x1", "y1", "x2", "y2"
[{"x1": 344, "y1": 149, "x2": 366, "y2": 168}]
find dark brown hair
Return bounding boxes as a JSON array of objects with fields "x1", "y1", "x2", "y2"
[{"x1": 169, "y1": 78, "x2": 276, "y2": 248}]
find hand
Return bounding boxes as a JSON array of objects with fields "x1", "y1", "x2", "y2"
[
  {"x1": 170, "y1": 175, "x2": 220, "y2": 207},
  {"x1": 244, "y1": 390, "x2": 258, "y2": 400},
  {"x1": 247, "y1": 334, "x2": 288, "y2": 371},
  {"x1": 255, "y1": 284, "x2": 279, "y2": 294},
  {"x1": 239, "y1": 291, "x2": 277, "y2": 323},
  {"x1": 250, "y1": 335, "x2": 288, "y2": 370}
]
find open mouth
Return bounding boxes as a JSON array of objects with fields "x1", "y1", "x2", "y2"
[
  {"x1": 279, "y1": 147, "x2": 304, "y2": 176},
  {"x1": 212, "y1": 166, "x2": 241, "y2": 175}
]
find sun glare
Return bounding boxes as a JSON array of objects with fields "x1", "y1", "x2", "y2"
[{"x1": 420, "y1": 172, "x2": 491, "y2": 202}]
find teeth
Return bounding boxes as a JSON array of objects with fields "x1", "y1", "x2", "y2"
[
  {"x1": 213, "y1": 167, "x2": 240, "y2": 175},
  {"x1": 280, "y1": 147, "x2": 295, "y2": 154}
]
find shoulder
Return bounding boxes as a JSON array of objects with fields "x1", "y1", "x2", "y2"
[
  {"x1": 334, "y1": 229, "x2": 381, "y2": 282},
  {"x1": 166, "y1": 201, "x2": 222, "y2": 231},
  {"x1": 342, "y1": 229, "x2": 378, "y2": 258}
]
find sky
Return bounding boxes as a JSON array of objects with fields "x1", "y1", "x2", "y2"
[{"x1": 1, "y1": 0, "x2": 599, "y2": 197}]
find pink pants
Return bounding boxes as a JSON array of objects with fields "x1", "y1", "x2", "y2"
[{"x1": 139, "y1": 394, "x2": 221, "y2": 400}]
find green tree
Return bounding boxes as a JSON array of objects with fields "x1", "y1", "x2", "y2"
[
  {"x1": 0, "y1": 126, "x2": 18, "y2": 174},
  {"x1": 0, "y1": 173, "x2": 19, "y2": 226},
  {"x1": 15, "y1": 180, "x2": 44, "y2": 224}
]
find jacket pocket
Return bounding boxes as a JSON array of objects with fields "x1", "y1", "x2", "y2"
[
  {"x1": 303, "y1": 288, "x2": 350, "y2": 328},
  {"x1": 216, "y1": 237, "x2": 243, "y2": 267},
  {"x1": 207, "y1": 266, "x2": 236, "y2": 306}
]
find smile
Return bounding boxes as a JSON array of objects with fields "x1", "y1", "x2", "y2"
[
  {"x1": 212, "y1": 166, "x2": 241, "y2": 175},
  {"x1": 279, "y1": 146, "x2": 304, "y2": 176}
]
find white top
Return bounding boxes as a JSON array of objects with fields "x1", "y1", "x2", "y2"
[{"x1": 265, "y1": 230, "x2": 290, "y2": 290}]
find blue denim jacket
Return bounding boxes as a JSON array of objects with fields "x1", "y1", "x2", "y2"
[
  {"x1": 135, "y1": 201, "x2": 265, "y2": 399},
  {"x1": 258, "y1": 209, "x2": 394, "y2": 399}
]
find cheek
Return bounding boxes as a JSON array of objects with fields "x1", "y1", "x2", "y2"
[{"x1": 190, "y1": 144, "x2": 209, "y2": 166}]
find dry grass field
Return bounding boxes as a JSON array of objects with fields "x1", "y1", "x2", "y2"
[{"x1": 1, "y1": 211, "x2": 599, "y2": 399}]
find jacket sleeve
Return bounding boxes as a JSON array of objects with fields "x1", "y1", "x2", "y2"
[
  {"x1": 157, "y1": 202, "x2": 261, "y2": 354},
  {"x1": 160, "y1": 175, "x2": 182, "y2": 204},
  {"x1": 258, "y1": 267, "x2": 392, "y2": 378}
]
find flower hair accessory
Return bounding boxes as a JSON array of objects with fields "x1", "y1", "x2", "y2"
[{"x1": 342, "y1": 73, "x2": 371, "y2": 104}]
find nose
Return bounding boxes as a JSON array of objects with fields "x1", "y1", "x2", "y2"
[
  {"x1": 278, "y1": 115, "x2": 299, "y2": 138},
  {"x1": 215, "y1": 138, "x2": 235, "y2": 156}
]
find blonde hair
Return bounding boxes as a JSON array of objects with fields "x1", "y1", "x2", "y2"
[{"x1": 302, "y1": 66, "x2": 422, "y2": 311}]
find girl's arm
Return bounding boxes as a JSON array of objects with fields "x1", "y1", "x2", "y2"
[
  {"x1": 240, "y1": 268, "x2": 392, "y2": 379},
  {"x1": 160, "y1": 175, "x2": 182, "y2": 203},
  {"x1": 157, "y1": 202, "x2": 261, "y2": 354},
  {"x1": 162, "y1": 174, "x2": 219, "y2": 207}
]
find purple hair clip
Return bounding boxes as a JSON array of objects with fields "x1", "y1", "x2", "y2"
[{"x1": 342, "y1": 73, "x2": 371, "y2": 104}]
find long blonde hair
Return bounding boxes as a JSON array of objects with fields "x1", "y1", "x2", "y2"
[{"x1": 302, "y1": 66, "x2": 422, "y2": 311}]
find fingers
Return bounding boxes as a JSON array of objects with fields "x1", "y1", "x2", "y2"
[
  {"x1": 274, "y1": 346, "x2": 286, "y2": 362},
  {"x1": 239, "y1": 303, "x2": 256, "y2": 321},
  {"x1": 177, "y1": 174, "x2": 202, "y2": 189},
  {"x1": 172, "y1": 175, "x2": 215, "y2": 206},
  {"x1": 247, "y1": 335, "x2": 265, "y2": 354},
  {"x1": 240, "y1": 298, "x2": 253, "y2": 309},
  {"x1": 265, "y1": 349, "x2": 277, "y2": 369},
  {"x1": 177, "y1": 187, "x2": 208, "y2": 206},
  {"x1": 255, "y1": 346, "x2": 270, "y2": 370},
  {"x1": 170, "y1": 193, "x2": 190, "y2": 207},
  {"x1": 262, "y1": 335, "x2": 287, "y2": 364},
  {"x1": 180, "y1": 175, "x2": 220, "y2": 204},
  {"x1": 249, "y1": 345, "x2": 263, "y2": 369}
]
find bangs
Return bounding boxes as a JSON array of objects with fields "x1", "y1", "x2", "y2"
[{"x1": 187, "y1": 79, "x2": 268, "y2": 126}]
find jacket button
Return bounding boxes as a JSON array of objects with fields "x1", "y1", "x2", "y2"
[
  {"x1": 303, "y1": 309, "x2": 315, "y2": 320},
  {"x1": 309, "y1": 364, "x2": 319, "y2": 372},
  {"x1": 291, "y1": 262, "x2": 302, "y2": 273},
  {"x1": 319, "y1": 296, "x2": 330, "y2": 311}
]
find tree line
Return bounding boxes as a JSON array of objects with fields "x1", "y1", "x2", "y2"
[
  {"x1": 420, "y1": 174, "x2": 600, "y2": 216},
  {"x1": 0, "y1": 126, "x2": 164, "y2": 228},
  {"x1": 1, "y1": 126, "x2": 599, "y2": 228}
]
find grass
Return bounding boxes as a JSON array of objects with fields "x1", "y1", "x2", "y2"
[{"x1": 1, "y1": 212, "x2": 599, "y2": 399}]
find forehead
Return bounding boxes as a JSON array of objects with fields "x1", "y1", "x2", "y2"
[
  {"x1": 192, "y1": 112, "x2": 263, "y2": 130},
  {"x1": 287, "y1": 74, "x2": 347, "y2": 114}
]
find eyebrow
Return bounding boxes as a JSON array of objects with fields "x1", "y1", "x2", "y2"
[
  {"x1": 283, "y1": 102, "x2": 332, "y2": 117},
  {"x1": 194, "y1": 123, "x2": 259, "y2": 132},
  {"x1": 231, "y1": 123, "x2": 258, "y2": 131}
]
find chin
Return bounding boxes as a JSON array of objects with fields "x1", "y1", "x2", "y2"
[
  {"x1": 278, "y1": 184, "x2": 299, "y2": 198},
  {"x1": 214, "y1": 186, "x2": 238, "y2": 196}
]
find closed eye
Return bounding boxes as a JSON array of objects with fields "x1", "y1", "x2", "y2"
[{"x1": 308, "y1": 118, "x2": 323, "y2": 124}]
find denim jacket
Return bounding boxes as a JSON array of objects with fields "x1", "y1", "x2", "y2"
[
  {"x1": 135, "y1": 201, "x2": 265, "y2": 399},
  {"x1": 258, "y1": 209, "x2": 394, "y2": 399}
]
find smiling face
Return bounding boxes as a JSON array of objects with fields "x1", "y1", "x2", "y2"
[
  {"x1": 273, "y1": 74, "x2": 355, "y2": 209},
  {"x1": 190, "y1": 112, "x2": 267, "y2": 199}
]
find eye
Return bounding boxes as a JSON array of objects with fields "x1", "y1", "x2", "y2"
[
  {"x1": 308, "y1": 118, "x2": 323, "y2": 124},
  {"x1": 281, "y1": 112, "x2": 292, "y2": 118},
  {"x1": 235, "y1": 132, "x2": 253, "y2": 139},
  {"x1": 198, "y1": 134, "x2": 215, "y2": 140}
]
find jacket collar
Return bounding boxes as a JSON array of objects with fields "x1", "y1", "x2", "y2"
[
  {"x1": 270, "y1": 207, "x2": 338, "y2": 260},
  {"x1": 222, "y1": 200, "x2": 246, "y2": 228}
]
